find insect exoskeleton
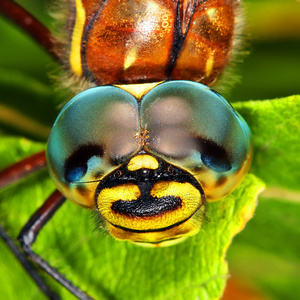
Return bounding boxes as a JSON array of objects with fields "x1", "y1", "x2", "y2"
[
  {"x1": 47, "y1": 80, "x2": 251, "y2": 246},
  {"x1": 66, "y1": 0, "x2": 240, "y2": 86},
  {"x1": 0, "y1": 0, "x2": 250, "y2": 298},
  {"x1": 45, "y1": 0, "x2": 248, "y2": 247}
]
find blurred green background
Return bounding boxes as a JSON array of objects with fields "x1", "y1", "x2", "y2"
[{"x1": 0, "y1": 0, "x2": 299, "y2": 299}]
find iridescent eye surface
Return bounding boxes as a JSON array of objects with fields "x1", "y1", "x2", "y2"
[
  {"x1": 47, "y1": 81, "x2": 251, "y2": 245},
  {"x1": 47, "y1": 86, "x2": 140, "y2": 207},
  {"x1": 140, "y1": 81, "x2": 251, "y2": 200}
]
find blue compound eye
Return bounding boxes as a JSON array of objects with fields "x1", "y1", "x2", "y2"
[
  {"x1": 140, "y1": 81, "x2": 252, "y2": 200},
  {"x1": 46, "y1": 86, "x2": 139, "y2": 207},
  {"x1": 64, "y1": 144, "x2": 104, "y2": 183},
  {"x1": 197, "y1": 139, "x2": 231, "y2": 172},
  {"x1": 46, "y1": 81, "x2": 251, "y2": 208}
]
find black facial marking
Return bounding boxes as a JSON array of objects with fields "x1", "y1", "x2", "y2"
[
  {"x1": 95, "y1": 152, "x2": 204, "y2": 209},
  {"x1": 111, "y1": 195, "x2": 182, "y2": 218}
]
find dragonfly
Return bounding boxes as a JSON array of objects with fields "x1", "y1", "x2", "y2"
[{"x1": 0, "y1": 0, "x2": 251, "y2": 299}]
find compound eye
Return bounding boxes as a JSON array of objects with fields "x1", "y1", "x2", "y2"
[
  {"x1": 140, "y1": 81, "x2": 252, "y2": 200},
  {"x1": 197, "y1": 139, "x2": 231, "y2": 172},
  {"x1": 46, "y1": 86, "x2": 139, "y2": 207},
  {"x1": 64, "y1": 144, "x2": 104, "y2": 183}
]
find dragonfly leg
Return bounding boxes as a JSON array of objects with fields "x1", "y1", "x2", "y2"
[
  {"x1": 17, "y1": 190, "x2": 94, "y2": 300},
  {"x1": 0, "y1": 224, "x2": 61, "y2": 300},
  {"x1": 0, "y1": 150, "x2": 47, "y2": 188}
]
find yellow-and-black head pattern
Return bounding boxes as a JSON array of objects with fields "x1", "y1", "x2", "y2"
[
  {"x1": 95, "y1": 152, "x2": 205, "y2": 246},
  {"x1": 47, "y1": 81, "x2": 251, "y2": 246}
]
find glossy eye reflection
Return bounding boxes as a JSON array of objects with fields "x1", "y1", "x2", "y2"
[
  {"x1": 47, "y1": 81, "x2": 251, "y2": 209},
  {"x1": 47, "y1": 86, "x2": 139, "y2": 187},
  {"x1": 141, "y1": 81, "x2": 251, "y2": 200}
]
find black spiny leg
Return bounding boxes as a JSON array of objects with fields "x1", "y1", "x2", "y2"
[
  {"x1": 0, "y1": 224, "x2": 61, "y2": 300},
  {"x1": 17, "y1": 190, "x2": 94, "y2": 300},
  {"x1": 0, "y1": 2, "x2": 91, "y2": 299},
  {"x1": 0, "y1": 151, "x2": 61, "y2": 298},
  {"x1": 0, "y1": 147, "x2": 93, "y2": 299}
]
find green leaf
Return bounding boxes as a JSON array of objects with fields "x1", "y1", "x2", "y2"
[
  {"x1": 3, "y1": 93, "x2": 298, "y2": 299},
  {"x1": 227, "y1": 196, "x2": 300, "y2": 300},
  {"x1": 0, "y1": 136, "x2": 263, "y2": 299},
  {"x1": 227, "y1": 96, "x2": 300, "y2": 300},
  {"x1": 235, "y1": 95, "x2": 300, "y2": 192},
  {"x1": 0, "y1": 1, "x2": 299, "y2": 299}
]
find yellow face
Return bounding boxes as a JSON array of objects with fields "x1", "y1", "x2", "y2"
[{"x1": 96, "y1": 154, "x2": 206, "y2": 246}]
